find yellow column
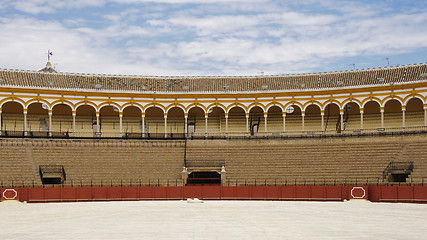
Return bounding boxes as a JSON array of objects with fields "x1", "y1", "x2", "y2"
[
  {"x1": 72, "y1": 111, "x2": 76, "y2": 137},
  {"x1": 360, "y1": 108, "x2": 364, "y2": 131},
  {"x1": 48, "y1": 109, "x2": 52, "y2": 137}
]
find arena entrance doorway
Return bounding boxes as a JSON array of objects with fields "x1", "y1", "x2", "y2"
[{"x1": 187, "y1": 171, "x2": 221, "y2": 186}]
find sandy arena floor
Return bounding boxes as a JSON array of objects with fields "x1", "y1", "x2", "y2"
[{"x1": 0, "y1": 200, "x2": 426, "y2": 240}]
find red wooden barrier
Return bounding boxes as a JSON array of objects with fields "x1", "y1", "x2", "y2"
[{"x1": 1, "y1": 186, "x2": 426, "y2": 203}]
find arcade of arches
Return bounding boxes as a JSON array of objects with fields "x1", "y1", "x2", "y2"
[{"x1": 0, "y1": 97, "x2": 426, "y2": 137}]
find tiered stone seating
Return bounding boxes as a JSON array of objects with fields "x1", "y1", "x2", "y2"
[
  {"x1": 185, "y1": 135, "x2": 427, "y2": 185},
  {"x1": 0, "y1": 139, "x2": 185, "y2": 187},
  {"x1": 0, "y1": 140, "x2": 40, "y2": 187}
]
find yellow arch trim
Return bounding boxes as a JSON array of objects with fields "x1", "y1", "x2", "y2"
[
  {"x1": 25, "y1": 98, "x2": 51, "y2": 109},
  {"x1": 98, "y1": 101, "x2": 122, "y2": 111},
  {"x1": 265, "y1": 102, "x2": 284, "y2": 112},
  {"x1": 143, "y1": 104, "x2": 166, "y2": 113},
  {"x1": 303, "y1": 101, "x2": 322, "y2": 111},
  {"x1": 0, "y1": 97, "x2": 26, "y2": 108},
  {"x1": 122, "y1": 102, "x2": 144, "y2": 112},
  {"x1": 51, "y1": 100, "x2": 75, "y2": 110},
  {"x1": 206, "y1": 103, "x2": 227, "y2": 113},
  {"x1": 381, "y1": 96, "x2": 404, "y2": 106},
  {"x1": 322, "y1": 100, "x2": 342, "y2": 110},
  {"x1": 186, "y1": 104, "x2": 207, "y2": 113},
  {"x1": 283, "y1": 102, "x2": 303, "y2": 112},
  {"x1": 226, "y1": 103, "x2": 247, "y2": 113},
  {"x1": 74, "y1": 101, "x2": 98, "y2": 111},
  {"x1": 341, "y1": 98, "x2": 362, "y2": 108},
  {"x1": 361, "y1": 97, "x2": 382, "y2": 108},
  {"x1": 247, "y1": 103, "x2": 266, "y2": 112},
  {"x1": 403, "y1": 94, "x2": 425, "y2": 105},
  {"x1": 165, "y1": 103, "x2": 186, "y2": 113}
]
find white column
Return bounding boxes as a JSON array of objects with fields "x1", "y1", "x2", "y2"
[
  {"x1": 301, "y1": 112, "x2": 305, "y2": 133},
  {"x1": 205, "y1": 113, "x2": 208, "y2": 137},
  {"x1": 321, "y1": 111, "x2": 325, "y2": 132},
  {"x1": 402, "y1": 106, "x2": 406, "y2": 130},
  {"x1": 245, "y1": 114, "x2": 249, "y2": 136},
  {"x1": 119, "y1": 112, "x2": 123, "y2": 137},
  {"x1": 225, "y1": 114, "x2": 229, "y2": 136},
  {"x1": 283, "y1": 113, "x2": 286, "y2": 133},
  {"x1": 23, "y1": 109, "x2": 28, "y2": 136},
  {"x1": 264, "y1": 113, "x2": 268, "y2": 136},
  {"x1": 340, "y1": 110, "x2": 344, "y2": 133},
  {"x1": 0, "y1": 109, "x2": 2, "y2": 135},
  {"x1": 360, "y1": 108, "x2": 364, "y2": 131},
  {"x1": 96, "y1": 112, "x2": 100, "y2": 133},
  {"x1": 48, "y1": 110, "x2": 52, "y2": 137},
  {"x1": 141, "y1": 114, "x2": 145, "y2": 137},
  {"x1": 164, "y1": 114, "x2": 168, "y2": 138},
  {"x1": 424, "y1": 107, "x2": 427, "y2": 128},
  {"x1": 72, "y1": 112, "x2": 76, "y2": 137},
  {"x1": 184, "y1": 114, "x2": 188, "y2": 137},
  {"x1": 380, "y1": 107, "x2": 384, "y2": 129}
]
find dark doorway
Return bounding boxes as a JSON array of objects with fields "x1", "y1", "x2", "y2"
[
  {"x1": 187, "y1": 171, "x2": 221, "y2": 185},
  {"x1": 390, "y1": 173, "x2": 409, "y2": 183}
]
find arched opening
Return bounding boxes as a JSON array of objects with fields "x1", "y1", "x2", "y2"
[
  {"x1": 249, "y1": 106, "x2": 264, "y2": 136},
  {"x1": 167, "y1": 107, "x2": 185, "y2": 136},
  {"x1": 52, "y1": 104, "x2": 72, "y2": 134},
  {"x1": 342, "y1": 102, "x2": 360, "y2": 132},
  {"x1": 406, "y1": 98, "x2": 424, "y2": 128},
  {"x1": 285, "y1": 104, "x2": 302, "y2": 134},
  {"x1": 100, "y1": 105, "x2": 120, "y2": 137},
  {"x1": 1, "y1": 101, "x2": 24, "y2": 134},
  {"x1": 384, "y1": 99, "x2": 402, "y2": 128},
  {"x1": 75, "y1": 105, "x2": 96, "y2": 137},
  {"x1": 145, "y1": 106, "x2": 165, "y2": 136},
  {"x1": 188, "y1": 106, "x2": 205, "y2": 136},
  {"x1": 267, "y1": 106, "x2": 282, "y2": 134},
  {"x1": 305, "y1": 104, "x2": 321, "y2": 133},
  {"x1": 228, "y1": 106, "x2": 246, "y2": 135},
  {"x1": 123, "y1": 106, "x2": 142, "y2": 135},
  {"x1": 324, "y1": 103, "x2": 340, "y2": 133},
  {"x1": 363, "y1": 101, "x2": 381, "y2": 130},
  {"x1": 207, "y1": 106, "x2": 225, "y2": 135},
  {"x1": 27, "y1": 102, "x2": 49, "y2": 134},
  {"x1": 187, "y1": 171, "x2": 221, "y2": 185}
]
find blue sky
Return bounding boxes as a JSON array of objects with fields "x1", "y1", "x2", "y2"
[{"x1": 0, "y1": 0, "x2": 426, "y2": 76}]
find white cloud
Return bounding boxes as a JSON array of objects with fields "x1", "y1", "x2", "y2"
[{"x1": 0, "y1": 1, "x2": 426, "y2": 76}]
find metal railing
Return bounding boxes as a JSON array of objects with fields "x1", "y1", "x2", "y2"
[
  {"x1": 1, "y1": 177, "x2": 425, "y2": 188},
  {"x1": 1, "y1": 126, "x2": 427, "y2": 140}
]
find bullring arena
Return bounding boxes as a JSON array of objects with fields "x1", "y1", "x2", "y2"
[{"x1": 1, "y1": 63, "x2": 427, "y2": 239}]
